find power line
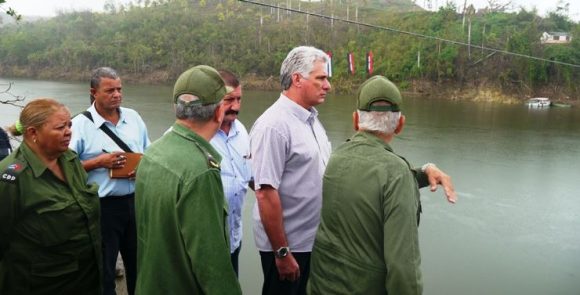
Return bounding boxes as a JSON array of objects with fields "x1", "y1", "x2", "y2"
[{"x1": 238, "y1": 0, "x2": 580, "y2": 68}]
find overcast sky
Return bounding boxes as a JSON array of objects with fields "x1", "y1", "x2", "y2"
[{"x1": 5, "y1": 0, "x2": 580, "y2": 21}]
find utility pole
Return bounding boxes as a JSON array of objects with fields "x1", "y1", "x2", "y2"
[
  {"x1": 481, "y1": 24, "x2": 485, "y2": 56},
  {"x1": 347, "y1": 5, "x2": 349, "y2": 20},
  {"x1": 462, "y1": 0, "x2": 468, "y2": 28},
  {"x1": 468, "y1": 18, "x2": 472, "y2": 59},
  {"x1": 417, "y1": 50, "x2": 421, "y2": 68},
  {"x1": 355, "y1": 5, "x2": 358, "y2": 23}
]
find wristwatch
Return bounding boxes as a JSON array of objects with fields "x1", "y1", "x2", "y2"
[{"x1": 275, "y1": 246, "x2": 290, "y2": 258}]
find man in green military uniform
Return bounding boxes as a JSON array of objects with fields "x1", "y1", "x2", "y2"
[
  {"x1": 134, "y1": 65, "x2": 242, "y2": 294},
  {"x1": 308, "y1": 76, "x2": 457, "y2": 294}
]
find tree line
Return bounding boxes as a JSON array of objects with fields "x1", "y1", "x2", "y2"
[{"x1": 0, "y1": 0, "x2": 578, "y2": 99}]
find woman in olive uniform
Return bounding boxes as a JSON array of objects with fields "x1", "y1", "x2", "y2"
[{"x1": 0, "y1": 98, "x2": 102, "y2": 295}]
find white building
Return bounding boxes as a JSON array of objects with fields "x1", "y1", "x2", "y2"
[{"x1": 540, "y1": 32, "x2": 572, "y2": 44}]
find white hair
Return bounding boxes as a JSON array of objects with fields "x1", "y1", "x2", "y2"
[
  {"x1": 357, "y1": 110, "x2": 401, "y2": 135},
  {"x1": 280, "y1": 46, "x2": 329, "y2": 90}
]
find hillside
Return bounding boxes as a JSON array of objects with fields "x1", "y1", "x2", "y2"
[
  {"x1": 0, "y1": 0, "x2": 578, "y2": 102},
  {"x1": 363, "y1": 0, "x2": 424, "y2": 11}
]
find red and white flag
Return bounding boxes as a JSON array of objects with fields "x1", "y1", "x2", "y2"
[
  {"x1": 366, "y1": 51, "x2": 374, "y2": 75},
  {"x1": 326, "y1": 51, "x2": 333, "y2": 77},
  {"x1": 347, "y1": 52, "x2": 355, "y2": 75}
]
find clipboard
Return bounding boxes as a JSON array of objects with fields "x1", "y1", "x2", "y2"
[{"x1": 110, "y1": 153, "x2": 143, "y2": 179}]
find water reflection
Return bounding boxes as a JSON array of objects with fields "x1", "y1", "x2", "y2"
[{"x1": 1, "y1": 78, "x2": 579, "y2": 295}]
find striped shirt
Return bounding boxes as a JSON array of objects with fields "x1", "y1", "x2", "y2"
[{"x1": 210, "y1": 119, "x2": 252, "y2": 253}]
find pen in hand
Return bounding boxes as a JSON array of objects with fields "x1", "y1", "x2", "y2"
[{"x1": 102, "y1": 149, "x2": 126, "y2": 168}]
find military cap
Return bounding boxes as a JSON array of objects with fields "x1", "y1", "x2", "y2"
[
  {"x1": 356, "y1": 75, "x2": 402, "y2": 112},
  {"x1": 173, "y1": 65, "x2": 233, "y2": 105}
]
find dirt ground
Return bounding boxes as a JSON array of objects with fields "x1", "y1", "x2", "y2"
[
  {"x1": 114, "y1": 256, "x2": 128, "y2": 295},
  {"x1": 115, "y1": 276, "x2": 128, "y2": 295}
]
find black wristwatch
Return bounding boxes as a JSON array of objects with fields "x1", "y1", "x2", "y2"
[{"x1": 275, "y1": 246, "x2": 290, "y2": 258}]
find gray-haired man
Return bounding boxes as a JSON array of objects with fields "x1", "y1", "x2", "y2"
[
  {"x1": 135, "y1": 65, "x2": 241, "y2": 294},
  {"x1": 251, "y1": 47, "x2": 456, "y2": 295}
]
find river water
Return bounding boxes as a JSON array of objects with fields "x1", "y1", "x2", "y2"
[{"x1": 1, "y1": 78, "x2": 579, "y2": 294}]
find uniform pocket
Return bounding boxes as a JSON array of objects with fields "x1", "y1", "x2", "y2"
[{"x1": 34, "y1": 201, "x2": 80, "y2": 247}]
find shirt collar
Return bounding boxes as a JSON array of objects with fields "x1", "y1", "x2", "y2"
[
  {"x1": 351, "y1": 131, "x2": 394, "y2": 153},
  {"x1": 216, "y1": 119, "x2": 240, "y2": 139},
  {"x1": 19, "y1": 142, "x2": 77, "y2": 178},
  {"x1": 170, "y1": 122, "x2": 222, "y2": 163},
  {"x1": 279, "y1": 94, "x2": 319, "y2": 124},
  {"x1": 88, "y1": 104, "x2": 126, "y2": 129}
]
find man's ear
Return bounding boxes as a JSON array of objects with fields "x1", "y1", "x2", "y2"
[
  {"x1": 291, "y1": 73, "x2": 303, "y2": 88},
  {"x1": 352, "y1": 111, "x2": 359, "y2": 131},
  {"x1": 90, "y1": 88, "x2": 97, "y2": 97},
  {"x1": 214, "y1": 103, "x2": 226, "y2": 124},
  {"x1": 394, "y1": 114, "x2": 405, "y2": 134}
]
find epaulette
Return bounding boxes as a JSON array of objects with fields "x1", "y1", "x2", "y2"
[
  {"x1": 1, "y1": 162, "x2": 26, "y2": 184},
  {"x1": 191, "y1": 139, "x2": 220, "y2": 170},
  {"x1": 207, "y1": 153, "x2": 220, "y2": 170}
]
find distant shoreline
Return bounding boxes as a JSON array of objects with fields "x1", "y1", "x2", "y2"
[{"x1": 1, "y1": 67, "x2": 577, "y2": 106}]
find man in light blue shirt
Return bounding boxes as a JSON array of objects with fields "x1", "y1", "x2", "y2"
[
  {"x1": 210, "y1": 70, "x2": 253, "y2": 276},
  {"x1": 69, "y1": 67, "x2": 150, "y2": 295}
]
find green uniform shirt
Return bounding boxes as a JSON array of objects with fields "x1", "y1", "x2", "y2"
[
  {"x1": 0, "y1": 143, "x2": 102, "y2": 295},
  {"x1": 309, "y1": 132, "x2": 423, "y2": 295},
  {"x1": 135, "y1": 123, "x2": 241, "y2": 295}
]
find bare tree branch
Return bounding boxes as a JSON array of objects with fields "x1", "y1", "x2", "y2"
[
  {"x1": 486, "y1": 0, "x2": 512, "y2": 12},
  {"x1": 0, "y1": 82, "x2": 25, "y2": 108}
]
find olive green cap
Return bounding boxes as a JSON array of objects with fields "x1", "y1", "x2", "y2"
[
  {"x1": 173, "y1": 65, "x2": 232, "y2": 105},
  {"x1": 356, "y1": 75, "x2": 402, "y2": 112}
]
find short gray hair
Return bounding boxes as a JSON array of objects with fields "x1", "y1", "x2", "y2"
[
  {"x1": 280, "y1": 46, "x2": 329, "y2": 90},
  {"x1": 175, "y1": 94, "x2": 219, "y2": 122},
  {"x1": 90, "y1": 67, "x2": 120, "y2": 104},
  {"x1": 90, "y1": 67, "x2": 119, "y2": 89},
  {"x1": 357, "y1": 110, "x2": 401, "y2": 135}
]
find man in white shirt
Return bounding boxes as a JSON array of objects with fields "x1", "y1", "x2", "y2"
[{"x1": 209, "y1": 70, "x2": 253, "y2": 276}]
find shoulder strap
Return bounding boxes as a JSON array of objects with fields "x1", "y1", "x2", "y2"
[
  {"x1": 191, "y1": 139, "x2": 220, "y2": 170},
  {"x1": 80, "y1": 111, "x2": 134, "y2": 153},
  {"x1": 81, "y1": 111, "x2": 93, "y2": 122}
]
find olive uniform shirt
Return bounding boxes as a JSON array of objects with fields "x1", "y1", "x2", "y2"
[
  {"x1": 308, "y1": 132, "x2": 424, "y2": 295},
  {"x1": 0, "y1": 143, "x2": 102, "y2": 295},
  {"x1": 135, "y1": 123, "x2": 242, "y2": 295}
]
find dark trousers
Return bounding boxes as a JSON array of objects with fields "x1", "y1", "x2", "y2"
[
  {"x1": 100, "y1": 194, "x2": 137, "y2": 295},
  {"x1": 231, "y1": 243, "x2": 242, "y2": 277},
  {"x1": 259, "y1": 251, "x2": 311, "y2": 295}
]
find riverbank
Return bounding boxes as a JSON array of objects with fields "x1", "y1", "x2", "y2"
[
  {"x1": 207, "y1": 74, "x2": 579, "y2": 106},
  {"x1": 2, "y1": 66, "x2": 577, "y2": 106}
]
